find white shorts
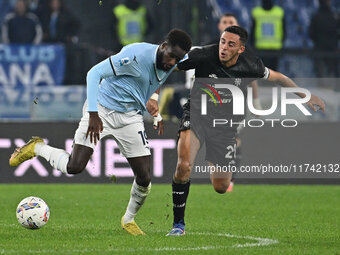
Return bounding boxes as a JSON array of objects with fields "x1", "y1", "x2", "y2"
[{"x1": 74, "y1": 101, "x2": 151, "y2": 158}]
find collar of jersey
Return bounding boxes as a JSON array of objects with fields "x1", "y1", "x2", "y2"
[{"x1": 153, "y1": 45, "x2": 176, "y2": 82}]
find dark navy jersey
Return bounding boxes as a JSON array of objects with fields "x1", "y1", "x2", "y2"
[
  {"x1": 177, "y1": 44, "x2": 270, "y2": 129},
  {"x1": 177, "y1": 44, "x2": 269, "y2": 80}
]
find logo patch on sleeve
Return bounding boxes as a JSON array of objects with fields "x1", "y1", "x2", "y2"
[
  {"x1": 119, "y1": 57, "x2": 130, "y2": 66},
  {"x1": 179, "y1": 53, "x2": 189, "y2": 63}
]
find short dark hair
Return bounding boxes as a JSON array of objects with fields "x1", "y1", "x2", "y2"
[
  {"x1": 166, "y1": 29, "x2": 192, "y2": 52},
  {"x1": 221, "y1": 12, "x2": 238, "y2": 21},
  {"x1": 224, "y1": 25, "x2": 248, "y2": 45}
]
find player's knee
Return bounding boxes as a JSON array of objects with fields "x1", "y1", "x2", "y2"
[
  {"x1": 212, "y1": 181, "x2": 230, "y2": 194},
  {"x1": 214, "y1": 187, "x2": 227, "y2": 194},
  {"x1": 135, "y1": 167, "x2": 151, "y2": 187},
  {"x1": 67, "y1": 160, "x2": 87, "y2": 174},
  {"x1": 136, "y1": 175, "x2": 151, "y2": 187},
  {"x1": 175, "y1": 160, "x2": 192, "y2": 180}
]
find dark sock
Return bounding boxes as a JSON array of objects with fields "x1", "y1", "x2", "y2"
[{"x1": 172, "y1": 179, "x2": 190, "y2": 225}]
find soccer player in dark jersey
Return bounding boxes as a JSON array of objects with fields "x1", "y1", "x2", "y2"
[
  {"x1": 166, "y1": 25, "x2": 325, "y2": 236},
  {"x1": 207, "y1": 13, "x2": 263, "y2": 192}
]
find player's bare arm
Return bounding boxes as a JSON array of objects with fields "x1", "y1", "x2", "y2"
[{"x1": 267, "y1": 69, "x2": 325, "y2": 112}]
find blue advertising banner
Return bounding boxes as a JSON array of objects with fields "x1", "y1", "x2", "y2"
[{"x1": 0, "y1": 44, "x2": 65, "y2": 87}]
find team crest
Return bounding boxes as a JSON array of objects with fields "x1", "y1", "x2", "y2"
[
  {"x1": 234, "y1": 78, "x2": 242, "y2": 86},
  {"x1": 209, "y1": 73, "x2": 218, "y2": 79}
]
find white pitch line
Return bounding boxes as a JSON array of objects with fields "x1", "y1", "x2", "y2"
[
  {"x1": 0, "y1": 232, "x2": 278, "y2": 254},
  {"x1": 191, "y1": 232, "x2": 279, "y2": 248}
]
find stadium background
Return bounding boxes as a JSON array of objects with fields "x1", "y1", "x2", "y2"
[{"x1": 0, "y1": 0, "x2": 340, "y2": 184}]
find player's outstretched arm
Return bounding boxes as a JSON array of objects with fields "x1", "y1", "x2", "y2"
[{"x1": 267, "y1": 69, "x2": 325, "y2": 112}]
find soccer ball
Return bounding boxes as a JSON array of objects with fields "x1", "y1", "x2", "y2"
[{"x1": 16, "y1": 196, "x2": 50, "y2": 230}]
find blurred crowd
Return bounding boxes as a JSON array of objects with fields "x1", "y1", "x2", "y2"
[
  {"x1": 0, "y1": 0, "x2": 340, "y2": 83},
  {"x1": 1, "y1": 0, "x2": 80, "y2": 44},
  {"x1": 0, "y1": 0, "x2": 153, "y2": 50}
]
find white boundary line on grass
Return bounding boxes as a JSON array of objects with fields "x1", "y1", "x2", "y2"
[
  {"x1": 0, "y1": 231, "x2": 278, "y2": 253},
  {"x1": 192, "y1": 232, "x2": 279, "y2": 248}
]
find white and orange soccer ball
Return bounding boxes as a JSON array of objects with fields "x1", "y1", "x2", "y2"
[{"x1": 16, "y1": 196, "x2": 50, "y2": 229}]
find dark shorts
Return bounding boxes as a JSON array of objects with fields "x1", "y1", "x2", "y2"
[
  {"x1": 178, "y1": 101, "x2": 191, "y2": 132},
  {"x1": 178, "y1": 101, "x2": 237, "y2": 166}
]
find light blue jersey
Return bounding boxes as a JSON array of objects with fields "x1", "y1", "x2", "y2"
[{"x1": 86, "y1": 43, "x2": 176, "y2": 113}]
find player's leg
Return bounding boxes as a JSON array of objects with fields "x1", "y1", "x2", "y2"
[
  {"x1": 9, "y1": 136, "x2": 93, "y2": 174},
  {"x1": 227, "y1": 136, "x2": 241, "y2": 192},
  {"x1": 9, "y1": 101, "x2": 105, "y2": 175},
  {"x1": 206, "y1": 135, "x2": 236, "y2": 194},
  {"x1": 34, "y1": 142, "x2": 93, "y2": 174},
  {"x1": 37, "y1": 100, "x2": 107, "y2": 174},
  {"x1": 209, "y1": 162, "x2": 232, "y2": 194},
  {"x1": 66, "y1": 144, "x2": 93, "y2": 174},
  {"x1": 121, "y1": 155, "x2": 151, "y2": 235},
  {"x1": 167, "y1": 129, "x2": 200, "y2": 236},
  {"x1": 110, "y1": 111, "x2": 152, "y2": 235},
  {"x1": 124, "y1": 155, "x2": 151, "y2": 225}
]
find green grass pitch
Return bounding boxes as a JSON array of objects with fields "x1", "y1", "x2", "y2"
[{"x1": 0, "y1": 184, "x2": 339, "y2": 255}]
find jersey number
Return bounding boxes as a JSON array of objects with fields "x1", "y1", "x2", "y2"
[
  {"x1": 225, "y1": 144, "x2": 236, "y2": 159},
  {"x1": 138, "y1": 131, "x2": 149, "y2": 145}
]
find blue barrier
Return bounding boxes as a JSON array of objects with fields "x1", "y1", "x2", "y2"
[{"x1": 0, "y1": 86, "x2": 86, "y2": 120}]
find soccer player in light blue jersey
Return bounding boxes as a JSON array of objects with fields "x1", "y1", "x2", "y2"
[{"x1": 9, "y1": 29, "x2": 192, "y2": 235}]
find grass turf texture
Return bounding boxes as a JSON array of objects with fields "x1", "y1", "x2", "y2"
[{"x1": 0, "y1": 184, "x2": 339, "y2": 255}]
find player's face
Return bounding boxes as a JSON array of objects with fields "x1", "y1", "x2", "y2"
[
  {"x1": 218, "y1": 16, "x2": 238, "y2": 33},
  {"x1": 219, "y1": 32, "x2": 245, "y2": 66},
  {"x1": 157, "y1": 43, "x2": 187, "y2": 71}
]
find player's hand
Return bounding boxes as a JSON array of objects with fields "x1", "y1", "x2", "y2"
[
  {"x1": 153, "y1": 113, "x2": 164, "y2": 135},
  {"x1": 146, "y1": 99, "x2": 159, "y2": 117},
  {"x1": 86, "y1": 112, "x2": 103, "y2": 145},
  {"x1": 153, "y1": 120, "x2": 164, "y2": 135},
  {"x1": 307, "y1": 95, "x2": 325, "y2": 113}
]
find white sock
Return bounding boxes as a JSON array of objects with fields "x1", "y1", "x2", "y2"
[
  {"x1": 35, "y1": 143, "x2": 69, "y2": 174},
  {"x1": 123, "y1": 180, "x2": 151, "y2": 224}
]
